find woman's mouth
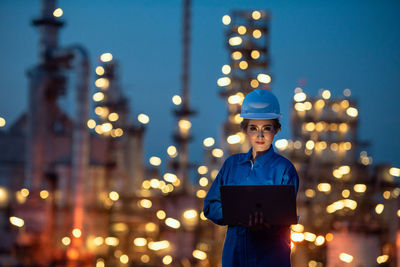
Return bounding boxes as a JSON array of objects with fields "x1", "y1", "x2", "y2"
[{"x1": 256, "y1": 141, "x2": 265, "y2": 145}]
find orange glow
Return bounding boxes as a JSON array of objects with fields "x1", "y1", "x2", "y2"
[
  {"x1": 315, "y1": 235, "x2": 325, "y2": 246},
  {"x1": 148, "y1": 240, "x2": 170, "y2": 250},
  {"x1": 339, "y1": 253, "x2": 353, "y2": 263},
  {"x1": 40, "y1": 190, "x2": 49, "y2": 199},
  {"x1": 138, "y1": 113, "x2": 150, "y2": 124},
  {"x1": 326, "y1": 233, "x2": 333, "y2": 242},
  {"x1": 229, "y1": 36, "x2": 242, "y2": 46},
  {"x1": 212, "y1": 148, "x2": 223, "y2": 158},
  {"x1": 157, "y1": 210, "x2": 166, "y2": 220},
  {"x1": 0, "y1": 117, "x2": 6, "y2": 127},
  {"x1": 317, "y1": 183, "x2": 331, "y2": 192},
  {"x1": 200, "y1": 212, "x2": 207, "y2": 221},
  {"x1": 250, "y1": 79, "x2": 259, "y2": 88},
  {"x1": 377, "y1": 255, "x2": 389, "y2": 264},
  {"x1": 105, "y1": 237, "x2": 119, "y2": 246},
  {"x1": 134, "y1": 238, "x2": 147, "y2": 247},
  {"x1": 239, "y1": 61, "x2": 248, "y2": 69},
  {"x1": 222, "y1": 15, "x2": 231, "y2": 25},
  {"x1": 100, "y1": 53, "x2": 113, "y2": 62},
  {"x1": 139, "y1": 199, "x2": 152, "y2": 208},
  {"x1": 252, "y1": 29, "x2": 262, "y2": 38},
  {"x1": 163, "y1": 255, "x2": 173, "y2": 265},
  {"x1": 291, "y1": 224, "x2": 304, "y2": 232},
  {"x1": 305, "y1": 189, "x2": 315, "y2": 198},
  {"x1": 10, "y1": 216, "x2": 24, "y2": 227},
  {"x1": 346, "y1": 107, "x2": 358, "y2": 117},
  {"x1": 95, "y1": 78, "x2": 109, "y2": 89},
  {"x1": 341, "y1": 99, "x2": 350, "y2": 108},
  {"x1": 251, "y1": 50, "x2": 260, "y2": 59},
  {"x1": 109, "y1": 191, "x2": 119, "y2": 201},
  {"x1": 217, "y1": 77, "x2": 231, "y2": 87},
  {"x1": 257, "y1": 74, "x2": 271, "y2": 83},
  {"x1": 141, "y1": 255, "x2": 150, "y2": 263},
  {"x1": 96, "y1": 66, "x2": 105, "y2": 76},
  {"x1": 172, "y1": 95, "x2": 182, "y2": 105},
  {"x1": 62, "y1": 237, "x2": 71, "y2": 246},
  {"x1": 196, "y1": 190, "x2": 207, "y2": 198},
  {"x1": 108, "y1": 112, "x2": 119, "y2": 122},
  {"x1": 145, "y1": 222, "x2": 157, "y2": 232},
  {"x1": 67, "y1": 247, "x2": 79, "y2": 260},
  {"x1": 252, "y1": 11, "x2": 262, "y2": 20},
  {"x1": 321, "y1": 89, "x2": 331, "y2": 99},
  {"x1": 72, "y1": 228, "x2": 82, "y2": 238},
  {"x1": 197, "y1": 166, "x2": 208, "y2": 175},
  {"x1": 21, "y1": 188, "x2": 29, "y2": 197},
  {"x1": 199, "y1": 177, "x2": 208, "y2": 187},
  {"x1": 192, "y1": 250, "x2": 207, "y2": 260},
  {"x1": 120, "y1": 254, "x2": 129, "y2": 264},
  {"x1": 221, "y1": 65, "x2": 231, "y2": 74},
  {"x1": 291, "y1": 232, "x2": 304, "y2": 242},
  {"x1": 203, "y1": 137, "x2": 215, "y2": 147},
  {"x1": 315, "y1": 99, "x2": 325, "y2": 109},
  {"x1": 87, "y1": 119, "x2": 96, "y2": 129},
  {"x1": 15, "y1": 191, "x2": 26, "y2": 204},
  {"x1": 53, "y1": 8, "x2": 63, "y2": 17},
  {"x1": 232, "y1": 51, "x2": 242, "y2": 60}
]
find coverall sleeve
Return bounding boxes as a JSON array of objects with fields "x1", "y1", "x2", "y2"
[
  {"x1": 203, "y1": 159, "x2": 228, "y2": 226},
  {"x1": 282, "y1": 164, "x2": 299, "y2": 196},
  {"x1": 282, "y1": 163, "x2": 300, "y2": 222}
]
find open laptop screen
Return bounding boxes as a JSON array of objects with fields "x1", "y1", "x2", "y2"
[{"x1": 220, "y1": 185, "x2": 297, "y2": 226}]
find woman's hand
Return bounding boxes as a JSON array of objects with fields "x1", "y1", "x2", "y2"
[{"x1": 248, "y1": 211, "x2": 271, "y2": 231}]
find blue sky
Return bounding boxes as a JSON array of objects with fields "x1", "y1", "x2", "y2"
[{"x1": 0, "y1": 0, "x2": 399, "y2": 168}]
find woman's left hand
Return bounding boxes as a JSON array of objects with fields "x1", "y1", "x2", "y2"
[{"x1": 248, "y1": 211, "x2": 271, "y2": 231}]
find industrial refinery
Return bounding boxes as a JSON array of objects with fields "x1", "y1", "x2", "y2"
[{"x1": 0, "y1": 0, "x2": 399, "y2": 266}]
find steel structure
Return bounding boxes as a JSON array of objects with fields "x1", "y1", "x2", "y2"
[
  {"x1": 171, "y1": 0, "x2": 196, "y2": 192},
  {"x1": 277, "y1": 88, "x2": 399, "y2": 266},
  {"x1": 218, "y1": 10, "x2": 271, "y2": 156}
]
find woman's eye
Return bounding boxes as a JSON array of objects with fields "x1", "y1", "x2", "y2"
[
  {"x1": 249, "y1": 126, "x2": 257, "y2": 131},
  {"x1": 263, "y1": 127, "x2": 272, "y2": 132}
]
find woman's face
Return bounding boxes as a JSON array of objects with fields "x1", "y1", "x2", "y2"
[{"x1": 246, "y1": 119, "x2": 277, "y2": 154}]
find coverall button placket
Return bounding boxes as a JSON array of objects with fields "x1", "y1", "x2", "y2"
[{"x1": 247, "y1": 161, "x2": 252, "y2": 180}]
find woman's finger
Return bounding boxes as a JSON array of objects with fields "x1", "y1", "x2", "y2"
[{"x1": 249, "y1": 213, "x2": 253, "y2": 227}]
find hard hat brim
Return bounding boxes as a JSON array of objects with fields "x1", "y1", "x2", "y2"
[{"x1": 240, "y1": 113, "x2": 281, "y2": 119}]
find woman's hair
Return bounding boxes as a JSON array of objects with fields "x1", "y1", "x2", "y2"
[{"x1": 240, "y1": 118, "x2": 281, "y2": 132}]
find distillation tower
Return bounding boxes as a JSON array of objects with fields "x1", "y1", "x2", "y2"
[
  {"x1": 277, "y1": 88, "x2": 399, "y2": 267},
  {"x1": 218, "y1": 10, "x2": 271, "y2": 155}
]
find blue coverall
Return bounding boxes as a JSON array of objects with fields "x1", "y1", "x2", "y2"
[{"x1": 203, "y1": 147, "x2": 299, "y2": 267}]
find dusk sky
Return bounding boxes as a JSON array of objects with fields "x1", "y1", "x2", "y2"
[{"x1": 1, "y1": 0, "x2": 399, "y2": 168}]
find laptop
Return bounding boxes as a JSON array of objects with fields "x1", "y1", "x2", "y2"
[{"x1": 220, "y1": 185, "x2": 297, "y2": 226}]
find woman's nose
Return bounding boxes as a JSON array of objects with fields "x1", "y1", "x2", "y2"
[{"x1": 257, "y1": 130, "x2": 264, "y2": 137}]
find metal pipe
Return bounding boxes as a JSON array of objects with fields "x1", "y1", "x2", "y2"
[
  {"x1": 67, "y1": 45, "x2": 90, "y2": 252},
  {"x1": 179, "y1": 0, "x2": 191, "y2": 192},
  {"x1": 52, "y1": 45, "x2": 90, "y2": 262},
  {"x1": 25, "y1": 67, "x2": 47, "y2": 191},
  {"x1": 26, "y1": 0, "x2": 61, "y2": 190}
]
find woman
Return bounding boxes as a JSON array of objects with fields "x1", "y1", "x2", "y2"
[{"x1": 203, "y1": 89, "x2": 299, "y2": 266}]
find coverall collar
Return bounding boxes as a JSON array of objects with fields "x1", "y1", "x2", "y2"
[{"x1": 238, "y1": 146, "x2": 275, "y2": 166}]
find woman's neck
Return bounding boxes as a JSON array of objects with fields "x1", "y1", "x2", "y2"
[{"x1": 251, "y1": 146, "x2": 271, "y2": 162}]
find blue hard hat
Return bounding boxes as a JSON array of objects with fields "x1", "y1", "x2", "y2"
[{"x1": 240, "y1": 89, "x2": 281, "y2": 119}]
